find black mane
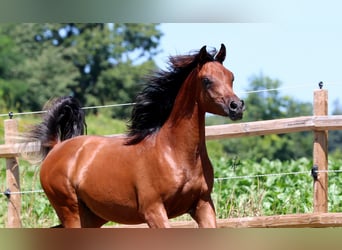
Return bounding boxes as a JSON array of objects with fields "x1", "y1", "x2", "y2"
[{"x1": 125, "y1": 48, "x2": 217, "y2": 145}]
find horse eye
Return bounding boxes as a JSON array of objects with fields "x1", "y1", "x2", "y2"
[{"x1": 202, "y1": 77, "x2": 212, "y2": 88}]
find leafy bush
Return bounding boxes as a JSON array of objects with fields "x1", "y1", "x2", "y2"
[{"x1": 211, "y1": 156, "x2": 342, "y2": 219}]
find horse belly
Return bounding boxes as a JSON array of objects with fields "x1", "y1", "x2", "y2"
[
  {"x1": 75, "y1": 146, "x2": 145, "y2": 224},
  {"x1": 77, "y1": 178, "x2": 144, "y2": 224},
  {"x1": 82, "y1": 195, "x2": 144, "y2": 224}
]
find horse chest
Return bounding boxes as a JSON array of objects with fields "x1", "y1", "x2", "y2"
[
  {"x1": 162, "y1": 177, "x2": 205, "y2": 218},
  {"x1": 159, "y1": 164, "x2": 208, "y2": 213}
]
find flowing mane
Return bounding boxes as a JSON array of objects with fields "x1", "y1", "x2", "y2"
[{"x1": 125, "y1": 48, "x2": 217, "y2": 145}]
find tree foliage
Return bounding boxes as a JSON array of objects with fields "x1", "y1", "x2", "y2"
[{"x1": 0, "y1": 23, "x2": 162, "y2": 117}]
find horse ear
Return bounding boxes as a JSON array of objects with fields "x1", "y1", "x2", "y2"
[
  {"x1": 198, "y1": 45, "x2": 211, "y2": 66},
  {"x1": 215, "y1": 44, "x2": 226, "y2": 63}
]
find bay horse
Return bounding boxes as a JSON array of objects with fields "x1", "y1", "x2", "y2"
[{"x1": 27, "y1": 44, "x2": 244, "y2": 228}]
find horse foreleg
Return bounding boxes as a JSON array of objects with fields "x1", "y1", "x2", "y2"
[
  {"x1": 142, "y1": 203, "x2": 170, "y2": 228},
  {"x1": 190, "y1": 197, "x2": 217, "y2": 228}
]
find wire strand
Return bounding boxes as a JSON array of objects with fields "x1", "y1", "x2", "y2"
[
  {"x1": 0, "y1": 81, "x2": 330, "y2": 118},
  {"x1": 236, "y1": 82, "x2": 341, "y2": 96},
  {"x1": 237, "y1": 84, "x2": 313, "y2": 95},
  {"x1": 0, "y1": 102, "x2": 136, "y2": 117},
  {"x1": 215, "y1": 170, "x2": 311, "y2": 181},
  {"x1": 316, "y1": 169, "x2": 342, "y2": 174},
  {"x1": 214, "y1": 168, "x2": 342, "y2": 181},
  {"x1": 81, "y1": 102, "x2": 136, "y2": 110},
  {"x1": 3, "y1": 168, "x2": 342, "y2": 195},
  {"x1": 3, "y1": 190, "x2": 44, "y2": 195}
]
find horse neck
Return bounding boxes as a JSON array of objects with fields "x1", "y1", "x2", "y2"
[{"x1": 160, "y1": 70, "x2": 206, "y2": 155}]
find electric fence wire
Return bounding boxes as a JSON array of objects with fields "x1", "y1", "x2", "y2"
[
  {"x1": 0, "y1": 103, "x2": 136, "y2": 117},
  {"x1": 214, "y1": 168, "x2": 342, "y2": 181},
  {"x1": 2, "y1": 82, "x2": 339, "y2": 118},
  {"x1": 2, "y1": 168, "x2": 342, "y2": 196}
]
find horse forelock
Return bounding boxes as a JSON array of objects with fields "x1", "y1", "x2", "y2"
[{"x1": 125, "y1": 47, "x2": 217, "y2": 145}]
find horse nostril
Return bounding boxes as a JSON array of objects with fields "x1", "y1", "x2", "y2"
[{"x1": 229, "y1": 101, "x2": 238, "y2": 110}]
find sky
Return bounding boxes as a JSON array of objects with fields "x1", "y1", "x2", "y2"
[{"x1": 154, "y1": 23, "x2": 342, "y2": 115}]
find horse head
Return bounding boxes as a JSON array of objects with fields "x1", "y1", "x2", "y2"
[{"x1": 197, "y1": 44, "x2": 244, "y2": 121}]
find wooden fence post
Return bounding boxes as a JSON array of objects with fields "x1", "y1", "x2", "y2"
[
  {"x1": 4, "y1": 117, "x2": 22, "y2": 227},
  {"x1": 313, "y1": 88, "x2": 328, "y2": 213}
]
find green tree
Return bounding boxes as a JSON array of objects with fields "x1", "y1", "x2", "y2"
[
  {"x1": 0, "y1": 23, "x2": 163, "y2": 117},
  {"x1": 0, "y1": 25, "x2": 28, "y2": 112},
  {"x1": 19, "y1": 46, "x2": 79, "y2": 111}
]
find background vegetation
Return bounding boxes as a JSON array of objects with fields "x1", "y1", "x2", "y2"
[
  {"x1": 1, "y1": 23, "x2": 342, "y2": 227},
  {"x1": 0, "y1": 23, "x2": 161, "y2": 118},
  {"x1": 1, "y1": 145, "x2": 342, "y2": 227}
]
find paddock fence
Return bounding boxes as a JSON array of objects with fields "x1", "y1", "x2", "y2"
[{"x1": 1, "y1": 88, "x2": 342, "y2": 228}]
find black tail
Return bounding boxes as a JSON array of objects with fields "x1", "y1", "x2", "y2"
[{"x1": 28, "y1": 96, "x2": 86, "y2": 159}]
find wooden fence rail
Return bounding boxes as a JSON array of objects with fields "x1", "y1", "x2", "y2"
[
  {"x1": 2, "y1": 115, "x2": 342, "y2": 157},
  {"x1": 2, "y1": 89, "x2": 342, "y2": 227},
  {"x1": 205, "y1": 115, "x2": 342, "y2": 140}
]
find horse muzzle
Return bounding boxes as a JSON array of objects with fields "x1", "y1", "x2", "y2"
[{"x1": 226, "y1": 99, "x2": 245, "y2": 121}]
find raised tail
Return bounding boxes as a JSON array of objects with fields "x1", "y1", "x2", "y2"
[{"x1": 27, "y1": 96, "x2": 86, "y2": 160}]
